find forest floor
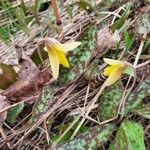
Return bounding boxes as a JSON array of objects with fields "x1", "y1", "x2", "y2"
[{"x1": 0, "y1": 0, "x2": 150, "y2": 149}]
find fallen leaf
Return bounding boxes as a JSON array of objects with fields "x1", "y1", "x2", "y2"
[
  {"x1": 2, "y1": 47, "x2": 52, "y2": 103},
  {"x1": 97, "y1": 27, "x2": 120, "y2": 53}
]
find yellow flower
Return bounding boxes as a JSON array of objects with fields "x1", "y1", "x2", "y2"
[
  {"x1": 103, "y1": 58, "x2": 131, "y2": 86},
  {"x1": 44, "y1": 38, "x2": 81, "y2": 79}
]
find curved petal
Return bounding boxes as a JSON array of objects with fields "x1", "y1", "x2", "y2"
[
  {"x1": 104, "y1": 66, "x2": 125, "y2": 86},
  {"x1": 56, "y1": 50, "x2": 70, "y2": 68},
  {"x1": 103, "y1": 65, "x2": 121, "y2": 76},
  {"x1": 47, "y1": 48, "x2": 59, "y2": 79},
  {"x1": 103, "y1": 58, "x2": 125, "y2": 65},
  {"x1": 52, "y1": 42, "x2": 81, "y2": 52}
]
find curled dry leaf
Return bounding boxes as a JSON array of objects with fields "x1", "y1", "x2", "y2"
[
  {"x1": 2, "y1": 48, "x2": 53, "y2": 103},
  {"x1": 0, "y1": 94, "x2": 10, "y2": 126},
  {"x1": 96, "y1": 27, "x2": 120, "y2": 53}
]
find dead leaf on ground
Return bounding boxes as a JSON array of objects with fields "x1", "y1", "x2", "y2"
[
  {"x1": 2, "y1": 47, "x2": 53, "y2": 103},
  {"x1": 96, "y1": 27, "x2": 120, "y2": 53}
]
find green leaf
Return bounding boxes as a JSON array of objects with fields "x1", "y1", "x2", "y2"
[
  {"x1": 59, "y1": 24, "x2": 97, "y2": 85},
  {"x1": 66, "y1": 5, "x2": 73, "y2": 19},
  {"x1": 0, "y1": 63, "x2": 17, "y2": 90},
  {"x1": 15, "y1": 7, "x2": 29, "y2": 33},
  {"x1": 28, "y1": 86, "x2": 55, "y2": 124},
  {"x1": 115, "y1": 120, "x2": 145, "y2": 150},
  {"x1": 0, "y1": 26, "x2": 10, "y2": 44},
  {"x1": 31, "y1": 48, "x2": 48, "y2": 65},
  {"x1": 144, "y1": 38, "x2": 150, "y2": 51},
  {"x1": 108, "y1": 144, "x2": 115, "y2": 150},
  {"x1": 56, "y1": 123, "x2": 115, "y2": 150},
  {"x1": 76, "y1": 0, "x2": 92, "y2": 11},
  {"x1": 98, "y1": 81, "x2": 123, "y2": 121},
  {"x1": 34, "y1": 0, "x2": 42, "y2": 12},
  {"x1": 6, "y1": 103, "x2": 24, "y2": 124},
  {"x1": 132, "y1": 103, "x2": 150, "y2": 119},
  {"x1": 124, "y1": 66, "x2": 134, "y2": 76},
  {"x1": 112, "y1": 3, "x2": 131, "y2": 32},
  {"x1": 123, "y1": 76, "x2": 150, "y2": 116},
  {"x1": 124, "y1": 30, "x2": 134, "y2": 51}
]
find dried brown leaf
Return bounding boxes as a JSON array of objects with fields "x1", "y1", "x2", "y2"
[
  {"x1": 2, "y1": 49, "x2": 52, "y2": 103},
  {"x1": 97, "y1": 27, "x2": 120, "y2": 53}
]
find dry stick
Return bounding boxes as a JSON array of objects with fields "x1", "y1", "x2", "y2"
[
  {"x1": 70, "y1": 84, "x2": 91, "y2": 139},
  {"x1": 43, "y1": 121, "x2": 50, "y2": 145},
  {"x1": 118, "y1": 33, "x2": 147, "y2": 114},
  {"x1": 84, "y1": 83, "x2": 90, "y2": 109},
  {"x1": 52, "y1": 85, "x2": 90, "y2": 145},
  {"x1": 135, "y1": 60, "x2": 150, "y2": 69},
  {"x1": 52, "y1": 116, "x2": 80, "y2": 148},
  {"x1": 0, "y1": 127, "x2": 11, "y2": 149},
  {"x1": 134, "y1": 33, "x2": 147, "y2": 67},
  {"x1": 71, "y1": 82, "x2": 107, "y2": 139},
  {"x1": 51, "y1": 0, "x2": 61, "y2": 25},
  {"x1": 0, "y1": 95, "x2": 40, "y2": 114}
]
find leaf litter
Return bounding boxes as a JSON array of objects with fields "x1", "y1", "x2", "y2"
[{"x1": 0, "y1": 0, "x2": 150, "y2": 149}]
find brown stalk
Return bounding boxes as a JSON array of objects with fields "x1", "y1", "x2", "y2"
[{"x1": 51, "y1": 0, "x2": 62, "y2": 25}]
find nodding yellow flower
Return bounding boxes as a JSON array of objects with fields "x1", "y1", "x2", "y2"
[
  {"x1": 44, "y1": 38, "x2": 81, "y2": 79},
  {"x1": 103, "y1": 58, "x2": 131, "y2": 86}
]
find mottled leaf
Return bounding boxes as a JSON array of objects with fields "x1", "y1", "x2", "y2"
[
  {"x1": 98, "y1": 81, "x2": 123, "y2": 121},
  {"x1": 114, "y1": 120, "x2": 145, "y2": 150},
  {"x1": 0, "y1": 63, "x2": 17, "y2": 90},
  {"x1": 6, "y1": 103, "x2": 24, "y2": 123},
  {"x1": 136, "y1": 13, "x2": 150, "y2": 34},
  {"x1": 122, "y1": 76, "x2": 150, "y2": 116},
  {"x1": 28, "y1": 86, "x2": 55, "y2": 124},
  {"x1": 132, "y1": 103, "x2": 150, "y2": 119},
  {"x1": 56, "y1": 123, "x2": 115, "y2": 150},
  {"x1": 84, "y1": 60, "x2": 100, "y2": 80},
  {"x1": 58, "y1": 24, "x2": 97, "y2": 85}
]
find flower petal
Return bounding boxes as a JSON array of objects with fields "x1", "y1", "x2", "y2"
[
  {"x1": 56, "y1": 50, "x2": 70, "y2": 68},
  {"x1": 53, "y1": 42, "x2": 81, "y2": 52},
  {"x1": 47, "y1": 48, "x2": 59, "y2": 79},
  {"x1": 104, "y1": 66, "x2": 125, "y2": 86},
  {"x1": 103, "y1": 65, "x2": 121, "y2": 76},
  {"x1": 103, "y1": 58, "x2": 125, "y2": 65}
]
